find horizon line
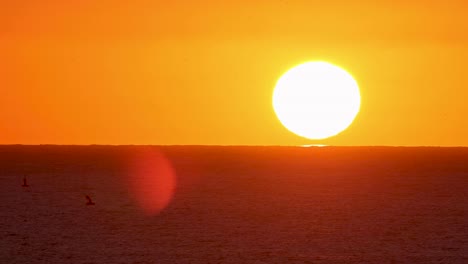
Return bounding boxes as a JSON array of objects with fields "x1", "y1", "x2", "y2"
[{"x1": 0, "y1": 144, "x2": 468, "y2": 148}]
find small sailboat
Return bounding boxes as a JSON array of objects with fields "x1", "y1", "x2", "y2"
[{"x1": 21, "y1": 176, "x2": 29, "y2": 187}]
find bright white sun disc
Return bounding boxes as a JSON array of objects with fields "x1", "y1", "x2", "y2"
[{"x1": 273, "y1": 61, "x2": 361, "y2": 140}]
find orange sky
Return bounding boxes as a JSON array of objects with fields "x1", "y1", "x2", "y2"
[{"x1": 1, "y1": 0, "x2": 467, "y2": 145}]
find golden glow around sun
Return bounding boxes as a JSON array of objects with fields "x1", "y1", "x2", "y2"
[{"x1": 273, "y1": 61, "x2": 361, "y2": 140}]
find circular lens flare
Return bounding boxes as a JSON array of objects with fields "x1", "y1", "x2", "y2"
[{"x1": 126, "y1": 148, "x2": 176, "y2": 215}]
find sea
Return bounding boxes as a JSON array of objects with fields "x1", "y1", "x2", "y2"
[{"x1": 0, "y1": 145, "x2": 467, "y2": 263}]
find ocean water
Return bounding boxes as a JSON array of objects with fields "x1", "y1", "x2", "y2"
[{"x1": 0, "y1": 146, "x2": 467, "y2": 263}]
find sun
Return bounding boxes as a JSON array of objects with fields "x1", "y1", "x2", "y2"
[{"x1": 272, "y1": 61, "x2": 361, "y2": 140}]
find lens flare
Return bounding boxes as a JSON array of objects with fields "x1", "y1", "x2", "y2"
[{"x1": 126, "y1": 148, "x2": 176, "y2": 215}]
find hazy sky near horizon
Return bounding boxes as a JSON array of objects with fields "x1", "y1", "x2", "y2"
[{"x1": 1, "y1": 1, "x2": 467, "y2": 145}]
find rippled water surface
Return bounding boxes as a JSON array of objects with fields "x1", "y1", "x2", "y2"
[{"x1": 1, "y1": 146, "x2": 467, "y2": 263}]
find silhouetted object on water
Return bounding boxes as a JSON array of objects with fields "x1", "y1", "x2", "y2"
[
  {"x1": 22, "y1": 176, "x2": 29, "y2": 187},
  {"x1": 85, "y1": 195, "x2": 95, "y2": 206}
]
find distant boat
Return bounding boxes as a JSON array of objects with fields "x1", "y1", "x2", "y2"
[
  {"x1": 21, "y1": 177, "x2": 29, "y2": 187},
  {"x1": 85, "y1": 195, "x2": 95, "y2": 206}
]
